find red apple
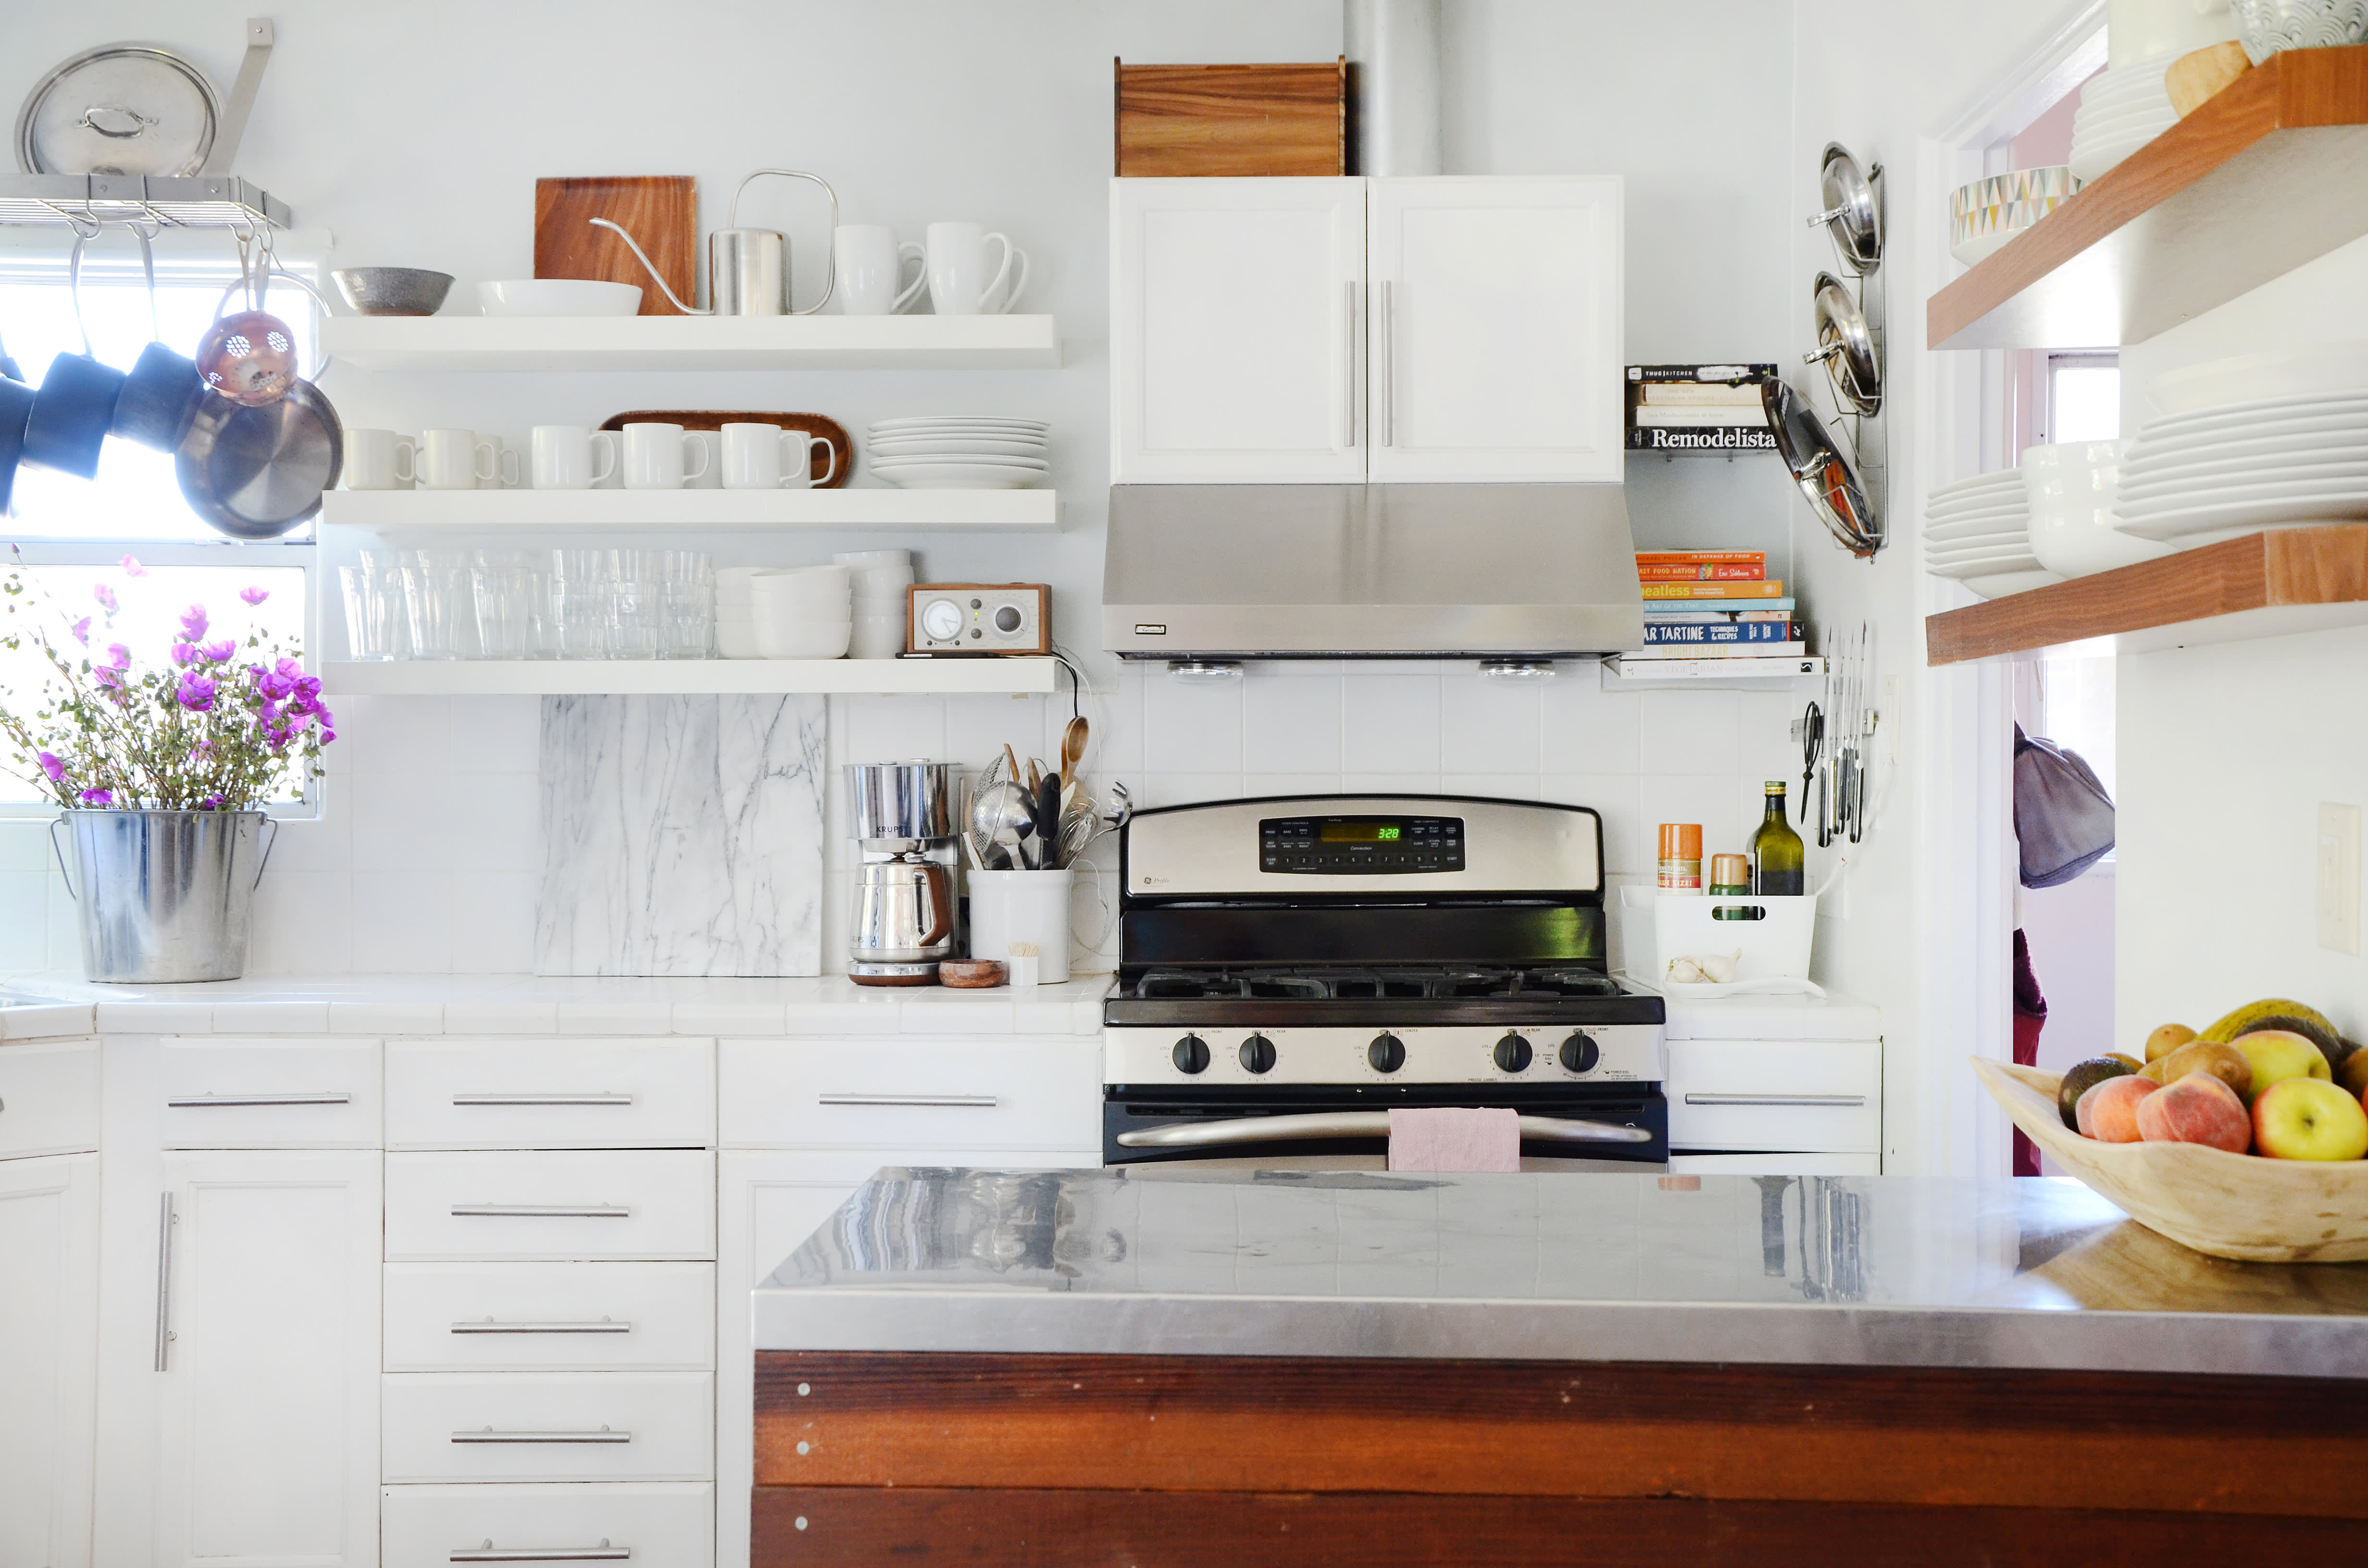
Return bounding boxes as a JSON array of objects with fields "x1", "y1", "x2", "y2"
[
  {"x1": 2252, "y1": 1077, "x2": 2368, "y2": 1161},
  {"x1": 2075, "y1": 1074, "x2": 2157, "y2": 1141},
  {"x1": 2135, "y1": 1071, "x2": 2251, "y2": 1153}
]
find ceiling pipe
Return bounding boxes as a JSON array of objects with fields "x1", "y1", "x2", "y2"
[{"x1": 1344, "y1": 0, "x2": 1443, "y2": 176}]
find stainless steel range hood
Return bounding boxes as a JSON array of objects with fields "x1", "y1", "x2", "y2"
[{"x1": 1102, "y1": 484, "x2": 1645, "y2": 659}]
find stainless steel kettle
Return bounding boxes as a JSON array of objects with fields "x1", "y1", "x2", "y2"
[
  {"x1": 593, "y1": 169, "x2": 839, "y2": 316},
  {"x1": 850, "y1": 854, "x2": 953, "y2": 986}
]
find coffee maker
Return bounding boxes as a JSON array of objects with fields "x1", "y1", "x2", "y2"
[{"x1": 847, "y1": 760, "x2": 962, "y2": 986}]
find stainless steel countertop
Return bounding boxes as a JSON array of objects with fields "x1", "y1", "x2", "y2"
[{"x1": 753, "y1": 1168, "x2": 2368, "y2": 1378}]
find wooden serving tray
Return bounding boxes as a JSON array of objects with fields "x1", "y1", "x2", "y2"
[
  {"x1": 598, "y1": 410, "x2": 851, "y2": 489},
  {"x1": 1973, "y1": 1057, "x2": 2368, "y2": 1262},
  {"x1": 535, "y1": 176, "x2": 697, "y2": 317}
]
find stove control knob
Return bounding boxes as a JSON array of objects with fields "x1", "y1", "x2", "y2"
[
  {"x1": 1239, "y1": 1035, "x2": 1278, "y2": 1075},
  {"x1": 1368, "y1": 1033, "x2": 1406, "y2": 1073},
  {"x1": 1559, "y1": 1033, "x2": 1601, "y2": 1074},
  {"x1": 1172, "y1": 1036, "x2": 1211, "y2": 1075},
  {"x1": 1493, "y1": 1034, "x2": 1533, "y2": 1073}
]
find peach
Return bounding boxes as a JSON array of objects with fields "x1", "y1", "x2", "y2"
[
  {"x1": 2076, "y1": 1074, "x2": 2158, "y2": 1141},
  {"x1": 2135, "y1": 1072, "x2": 2251, "y2": 1153}
]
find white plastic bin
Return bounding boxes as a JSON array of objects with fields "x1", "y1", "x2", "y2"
[{"x1": 1628, "y1": 886, "x2": 1816, "y2": 985}]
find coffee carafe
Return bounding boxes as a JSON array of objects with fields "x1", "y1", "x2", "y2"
[{"x1": 847, "y1": 760, "x2": 961, "y2": 985}]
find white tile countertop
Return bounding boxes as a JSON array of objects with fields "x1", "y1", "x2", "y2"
[
  {"x1": 0, "y1": 971, "x2": 1116, "y2": 1042},
  {"x1": 1624, "y1": 981, "x2": 1882, "y2": 1041}
]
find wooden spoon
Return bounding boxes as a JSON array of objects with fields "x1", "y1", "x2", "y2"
[{"x1": 1061, "y1": 716, "x2": 1088, "y2": 782}]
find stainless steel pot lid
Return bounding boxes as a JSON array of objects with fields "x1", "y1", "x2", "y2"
[
  {"x1": 16, "y1": 44, "x2": 219, "y2": 177},
  {"x1": 175, "y1": 380, "x2": 342, "y2": 539},
  {"x1": 1807, "y1": 271, "x2": 1882, "y2": 417},
  {"x1": 1809, "y1": 143, "x2": 1882, "y2": 275},
  {"x1": 1764, "y1": 378, "x2": 1880, "y2": 558}
]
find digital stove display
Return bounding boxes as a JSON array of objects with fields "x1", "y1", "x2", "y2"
[{"x1": 1261, "y1": 815, "x2": 1464, "y2": 874}]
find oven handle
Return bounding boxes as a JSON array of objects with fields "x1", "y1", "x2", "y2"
[{"x1": 1116, "y1": 1111, "x2": 1653, "y2": 1149}]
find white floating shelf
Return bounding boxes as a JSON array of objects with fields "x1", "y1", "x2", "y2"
[
  {"x1": 319, "y1": 487, "x2": 1057, "y2": 535},
  {"x1": 321, "y1": 313, "x2": 1061, "y2": 372},
  {"x1": 1599, "y1": 654, "x2": 1823, "y2": 692},
  {"x1": 324, "y1": 658, "x2": 1058, "y2": 697}
]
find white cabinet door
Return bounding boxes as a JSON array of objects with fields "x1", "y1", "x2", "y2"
[
  {"x1": 1111, "y1": 177, "x2": 1366, "y2": 482},
  {"x1": 0, "y1": 1153, "x2": 99, "y2": 1568},
  {"x1": 1366, "y1": 177, "x2": 1623, "y2": 482},
  {"x1": 152, "y1": 1151, "x2": 381, "y2": 1568}
]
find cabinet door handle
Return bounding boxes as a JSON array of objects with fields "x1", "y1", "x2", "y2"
[
  {"x1": 1381, "y1": 278, "x2": 1396, "y2": 447},
  {"x1": 451, "y1": 1093, "x2": 636, "y2": 1108},
  {"x1": 451, "y1": 1318, "x2": 633, "y2": 1335},
  {"x1": 451, "y1": 1544, "x2": 632, "y2": 1563},
  {"x1": 1344, "y1": 279, "x2": 1359, "y2": 450},
  {"x1": 450, "y1": 1203, "x2": 632, "y2": 1219},
  {"x1": 1682, "y1": 1093, "x2": 1868, "y2": 1107},
  {"x1": 451, "y1": 1543, "x2": 631, "y2": 1563},
  {"x1": 167, "y1": 1091, "x2": 350, "y2": 1108},
  {"x1": 153, "y1": 1191, "x2": 174, "y2": 1372},
  {"x1": 818, "y1": 1092, "x2": 996, "y2": 1109},
  {"x1": 452, "y1": 1427, "x2": 632, "y2": 1445}
]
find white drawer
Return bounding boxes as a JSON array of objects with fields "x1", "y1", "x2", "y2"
[
  {"x1": 382, "y1": 1372, "x2": 713, "y2": 1482},
  {"x1": 720, "y1": 1036, "x2": 1101, "y2": 1150},
  {"x1": 386, "y1": 1151, "x2": 715, "y2": 1262},
  {"x1": 387, "y1": 1039, "x2": 715, "y2": 1151},
  {"x1": 382, "y1": 1481, "x2": 714, "y2": 1568},
  {"x1": 157, "y1": 1038, "x2": 382, "y2": 1148},
  {"x1": 385, "y1": 1263, "x2": 715, "y2": 1372},
  {"x1": 0, "y1": 1040, "x2": 99, "y2": 1159},
  {"x1": 1667, "y1": 1039, "x2": 1881, "y2": 1153},
  {"x1": 1667, "y1": 1151, "x2": 1882, "y2": 1176}
]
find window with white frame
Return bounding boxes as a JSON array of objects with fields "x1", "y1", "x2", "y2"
[{"x1": 1, "y1": 238, "x2": 321, "y2": 811}]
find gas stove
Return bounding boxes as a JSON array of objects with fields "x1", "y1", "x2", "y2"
[{"x1": 1102, "y1": 795, "x2": 1666, "y2": 1166}]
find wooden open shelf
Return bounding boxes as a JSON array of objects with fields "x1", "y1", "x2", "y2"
[
  {"x1": 1929, "y1": 46, "x2": 2368, "y2": 350},
  {"x1": 1925, "y1": 525, "x2": 2368, "y2": 663}
]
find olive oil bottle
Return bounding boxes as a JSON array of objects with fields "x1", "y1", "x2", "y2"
[{"x1": 1751, "y1": 780, "x2": 1806, "y2": 896}]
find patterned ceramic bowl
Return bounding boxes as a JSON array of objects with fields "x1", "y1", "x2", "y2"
[
  {"x1": 2231, "y1": 0, "x2": 2368, "y2": 65},
  {"x1": 1949, "y1": 167, "x2": 2084, "y2": 266}
]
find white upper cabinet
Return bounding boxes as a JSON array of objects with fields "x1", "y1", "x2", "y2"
[
  {"x1": 1111, "y1": 177, "x2": 1366, "y2": 483},
  {"x1": 1366, "y1": 177, "x2": 1623, "y2": 482},
  {"x1": 1111, "y1": 176, "x2": 1622, "y2": 484}
]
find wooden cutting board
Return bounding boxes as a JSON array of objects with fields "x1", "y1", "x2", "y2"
[
  {"x1": 1115, "y1": 59, "x2": 1346, "y2": 176},
  {"x1": 535, "y1": 176, "x2": 698, "y2": 316},
  {"x1": 599, "y1": 410, "x2": 852, "y2": 489}
]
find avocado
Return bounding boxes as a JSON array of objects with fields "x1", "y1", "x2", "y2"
[{"x1": 2058, "y1": 1056, "x2": 2135, "y2": 1130}]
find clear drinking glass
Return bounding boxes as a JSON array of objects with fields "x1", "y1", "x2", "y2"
[
  {"x1": 549, "y1": 548, "x2": 611, "y2": 659},
  {"x1": 399, "y1": 548, "x2": 475, "y2": 659},
  {"x1": 469, "y1": 549, "x2": 536, "y2": 660},
  {"x1": 339, "y1": 551, "x2": 409, "y2": 660},
  {"x1": 655, "y1": 551, "x2": 714, "y2": 659}
]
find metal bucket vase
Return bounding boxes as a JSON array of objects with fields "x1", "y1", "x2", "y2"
[{"x1": 49, "y1": 809, "x2": 280, "y2": 983}]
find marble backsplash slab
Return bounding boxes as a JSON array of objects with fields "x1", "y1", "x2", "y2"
[{"x1": 536, "y1": 694, "x2": 826, "y2": 976}]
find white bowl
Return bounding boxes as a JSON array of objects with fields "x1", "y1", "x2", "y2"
[
  {"x1": 477, "y1": 280, "x2": 642, "y2": 317},
  {"x1": 2149, "y1": 342, "x2": 2368, "y2": 416},
  {"x1": 755, "y1": 620, "x2": 852, "y2": 660},
  {"x1": 717, "y1": 624, "x2": 763, "y2": 659},
  {"x1": 832, "y1": 550, "x2": 913, "y2": 570}
]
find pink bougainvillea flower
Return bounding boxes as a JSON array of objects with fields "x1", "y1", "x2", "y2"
[
  {"x1": 77, "y1": 788, "x2": 112, "y2": 805},
  {"x1": 120, "y1": 555, "x2": 147, "y2": 577},
  {"x1": 178, "y1": 604, "x2": 209, "y2": 641},
  {"x1": 239, "y1": 586, "x2": 268, "y2": 606},
  {"x1": 200, "y1": 794, "x2": 223, "y2": 809},
  {"x1": 174, "y1": 673, "x2": 216, "y2": 712},
  {"x1": 171, "y1": 641, "x2": 196, "y2": 667},
  {"x1": 91, "y1": 583, "x2": 117, "y2": 613},
  {"x1": 201, "y1": 638, "x2": 236, "y2": 663},
  {"x1": 69, "y1": 616, "x2": 90, "y2": 645},
  {"x1": 103, "y1": 643, "x2": 131, "y2": 669},
  {"x1": 37, "y1": 751, "x2": 65, "y2": 783}
]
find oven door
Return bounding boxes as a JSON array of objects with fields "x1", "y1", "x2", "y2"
[{"x1": 1103, "y1": 1084, "x2": 1668, "y2": 1169}]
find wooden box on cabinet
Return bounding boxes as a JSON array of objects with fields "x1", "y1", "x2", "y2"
[{"x1": 1115, "y1": 59, "x2": 1346, "y2": 177}]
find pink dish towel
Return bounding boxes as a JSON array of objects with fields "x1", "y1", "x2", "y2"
[{"x1": 1386, "y1": 1106, "x2": 1521, "y2": 1173}]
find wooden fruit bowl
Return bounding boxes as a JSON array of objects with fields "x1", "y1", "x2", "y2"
[{"x1": 1973, "y1": 1056, "x2": 2368, "y2": 1262}]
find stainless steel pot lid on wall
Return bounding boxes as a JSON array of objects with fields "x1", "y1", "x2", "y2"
[
  {"x1": 1807, "y1": 143, "x2": 1882, "y2": 275},
  {"x1": 1807, "y1": 271, "x2": 1881, "y2": 417},
  {"x1": 1764, "y1": 378, "x2": 1880, "y2": 559}
]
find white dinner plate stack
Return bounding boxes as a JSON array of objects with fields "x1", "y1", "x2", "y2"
[
  {"x1": 866, "y1": 417, "x2": 1049, "y2": 489},
  {"x1": 2068, "y1": 56, "x2": 2178, "y2": 184},
  {"x1": 1925, "y1": 469, "x2": 2064, "y2": 599},
  {"x1": 2116, "y1": 343, "x2": 2368, "y2": 545}
]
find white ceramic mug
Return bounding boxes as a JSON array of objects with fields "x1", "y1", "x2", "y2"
[
  {"x1": 926, "y1": 221, "x2": 1029, "y2": 315},
  {"x1": 345, "y1": 428, "x2": 417, "y2": 490},
  {"x1": 530, "y1": 425, "x2": 619, "y2": 490},
  {"x1": 481, "y1": 437, "x2": 520, "y2": 490},
  {"x1": 834, "y1": 224, "x2": 928, "y2": 315},
  {"x1": 420, "y1": 428, "x2": 494, "y2": 490},
  {"x1": 683, "y1": 429, "x2": 722, "y2": 490},
  {"x1": 721, "y1": 422, "x2": 839, "y2": 489},
  {"x1": 621, "y1": 422, "x2": 711, "y2": 490}
]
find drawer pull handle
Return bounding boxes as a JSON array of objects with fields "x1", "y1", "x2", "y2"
[
  {"x1": 451, "y1": 1318, "x2": 633, "y2": 1335},
  {"x1": 167, "y1": 1092, "x2": 351, "y2": 1108},
  {"x1": 450, "y1": 1204, "x2": 633, "y2": 1219},
  {"x1": 1682, "y1": 1093, "x2": 1868, "y2": 1107},
  {"x1": 818, "y1": 1092, "x2": 997, "y2": 1109},
  {"x1": 451, "y1": 1426, "x2": 632, "y2": 1445},
  {"x1": 452, "y1": 1093, "x2": 637, "y2": 1107},
  {"x1": 453, "y1": 1543, "x2": 630, "y2": 1563}
]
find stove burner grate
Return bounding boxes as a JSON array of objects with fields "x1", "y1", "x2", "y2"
[{"x1": 1129, "y1": 967, "x2": 1624, "y2": 1002}]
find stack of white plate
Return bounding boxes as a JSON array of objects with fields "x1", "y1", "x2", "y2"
[
  {"x1": 2118, "y1": 347, "x2": 2368, "y2": 544},
  {"x1": 866, "y1": 417, "x2": 1049, "y2": 490},
  {"x1": 1926, "y1": 469, "x2": 2064, "y2": 599},
  {"x1": 2069, "y1": 57, "x2": 2178, "y2": 183},
  {"x1": 835, "y1": 549, "x2": 913, "y2": 660}
]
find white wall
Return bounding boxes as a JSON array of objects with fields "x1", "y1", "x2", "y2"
[{"x1": 1, "y1": 0, "x2": 1814, "y2": 979}]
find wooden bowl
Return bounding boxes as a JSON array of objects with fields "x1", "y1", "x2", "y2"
[
  {"x1": 938, "y1": 960, "x2": 1007, "y2": 989},
  {"x1": 1972, "y1": 1056, "x2": 2368, "y2": 1262}
]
